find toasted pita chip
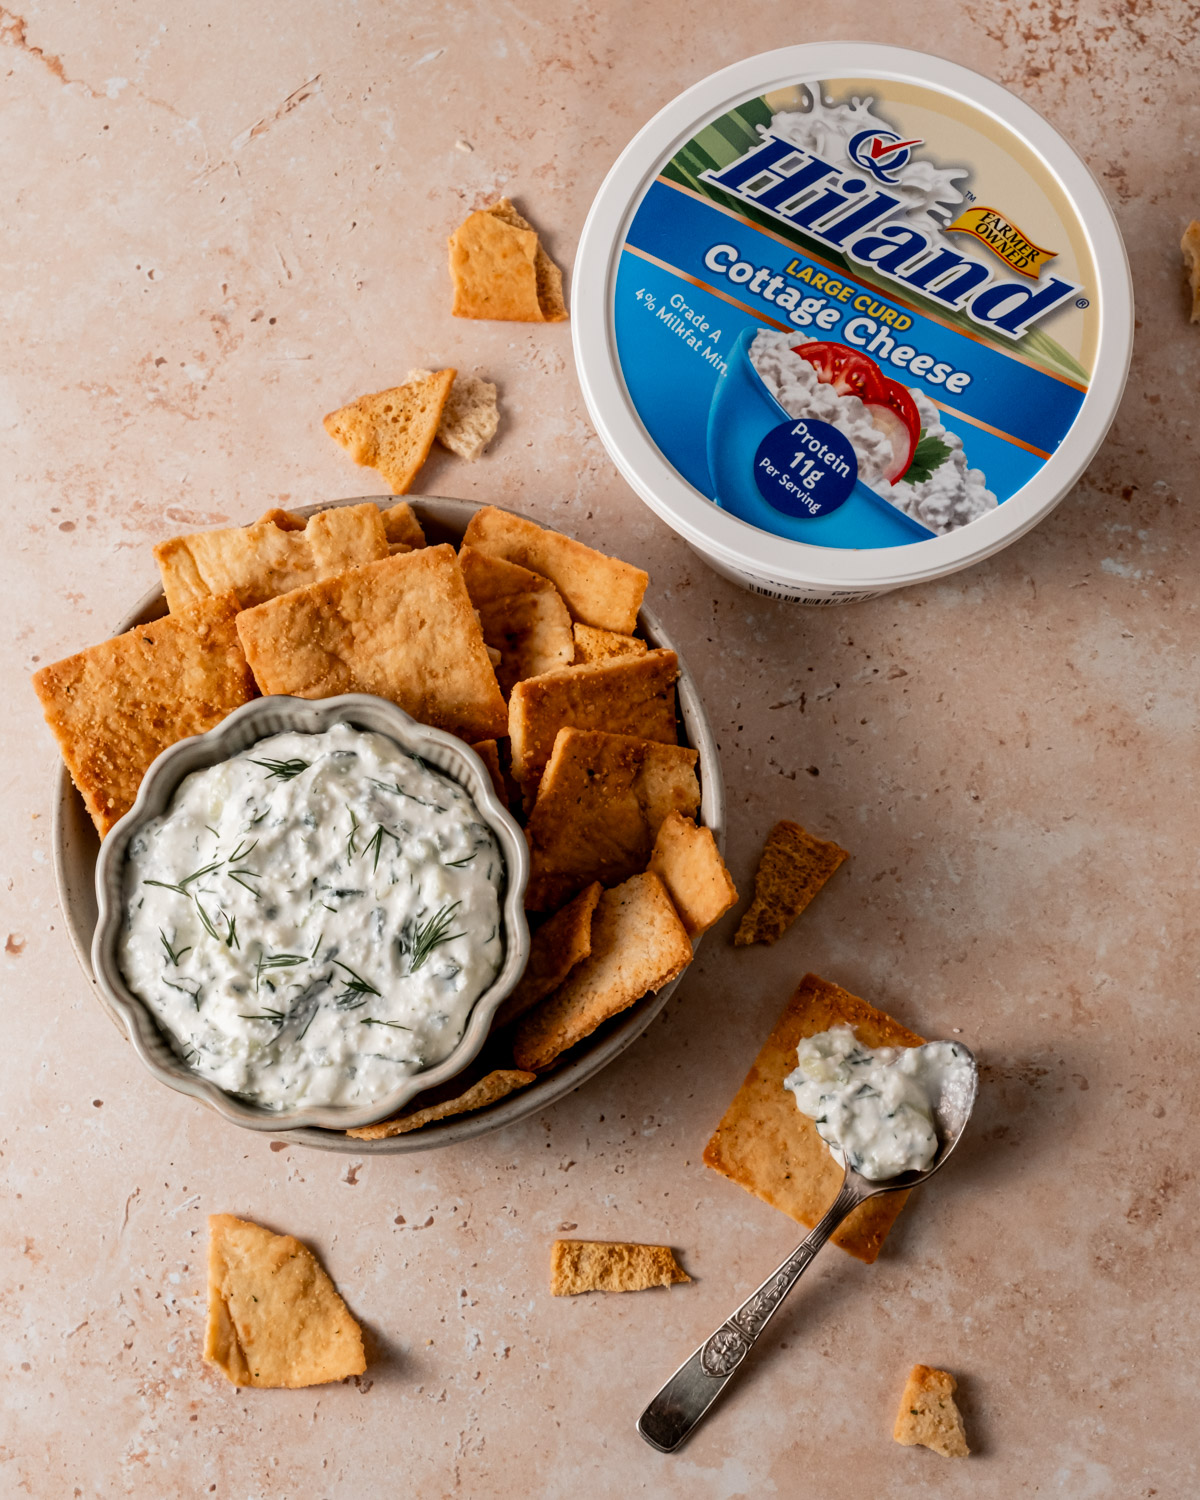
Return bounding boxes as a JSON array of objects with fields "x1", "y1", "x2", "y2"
[
  {"x1": 460, "y1": 545, "x2": 574, "y2": 696},
  {"x1": 380, "y1": 501, "x2": 426, "y2": 549},
  {"x1": 154, "y1": 503, "x2": 389, "y2": 613},
  {"x1": 323, "y1": 371, "x2": 456, "y2": 494},
  {"x1": 32, "y1": 594, "x2": 256, "y2": 838},
  {"x1": 734, "y1": 820, "x2": 848, "y2": 946},
  {"x1": 525, "y1": 729, "x2": 700, "y2": 911},
  {"x1": 235, "y1": 546, "x2": 506, "y2": 741},
  {"x1": 410, "y1": 369, "x2": 501, "y2": 460},
  {"x1": 204, "y1": 1214, "x2": 365, "y2": 1388},
  {"x1": 449, "y1": 209, "x2": 543, "y2": 322},
  {"x1": 462, "y1": 506, "x2": 648, "y2": 634},
  {"x1": 258, "y1": 507, "x2": 307, "y2": 531},
  {"x1": 703, "y1": 974, "x2": 923, "y2": 1263},
  {"x1": 894, "y1": 1365, "x2": 970, "y2": 1457},
  {"x1": 346, "y1": 1069, "x2": 536, "y2": 1140},
  {"x1": 1183, "y1": 220, "x2": 1200, "y2": 323},
  {"x1": 513, "y1": 872, "x2": 692, "y2": 1069},
  {"x1": 485, "y1": 199, "x2": 568, "y2": 322},
  {"x1": 648, "y1": 811, "x2": 738, "y2": 937},
  {"x1": 470, "y1": 738, "x2": 509, "y2": 806},
  {"x1": 509, "y1": 649, "x2": 678, "y2": 792},
  {"x1": 572, "y1": 622, "x2": 647, "y2": 665},
  {"x1": 492, "y1": 882, "x2": 601, "y2": 1030},
  {"x1": 550, "y1": 1240, "x2": 689, "y2": 1296}
]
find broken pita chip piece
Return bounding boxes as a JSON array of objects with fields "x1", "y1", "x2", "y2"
[
  {"x1": 550, "y1": 1240, "x2": 690, "y2": 1296},
  {"x1": 509, "y1": 648, "x2": 679, "y2": 792},
  {"x1": 449, "y1": 208, "x2": 544, "y2": 322},
  {"x1": 154, "y1": 503, "x2": 390, "y2": 613},
  {"x1": 32, "y1": 593, "x2": 257, "y2": 838},
  {"x1": 380, "y1": 501, "x2": 426, "y2": 549},
  {"x1": 513, "y1": 871, "x2": 692, "y2": 1070},
  {"x1": 346, "y1": 1069, "x2": 536, "y2": 1140},
  {"x1": 734, "y1": 820, "x2": 848, "y2": 946},
  {"x1": 460, "y1": 544, "x2": 574, "y2": 697},
  {"x1": 648, "y1": 811, "x2": 738, "y2": 937},
  {"x1": 703, "y1": 974, "x2": 923, "y2": 1263},
  {"x1": 204, "y1": 1214, "x2": 365, "y2": 1388},
  {"x1": 1183, "y1": 220, "x2": 1200, "y2": 323},
  {"x1": 524, "y1": 728, "x2": 700, "y2": 912},
  {"x1": 572, "y1": 622, "x2": 648, "y2": 665},
  {"x1": 462, "y1": 505, "x2": 648, "y2": 634},
  {"x1": 323, "y1": 370, "x2": 456, "y2": 494},
  {"x1": 893, "y1": 1365, "x2": 971, "y2": 1458},
  {"x1": 492, "y1": 881, "x2": 601, "y2": 1030},
  {"x1": 470, "y1": 738, "x2": 509, "y2": 807},
  {"x1": 484, "y1": 198, "x2": 568, "y2": 322},
  {"x1": 235, "y1": 545, "x2": 507, "y2": 742},
  {"x1": 410, "y1": 369, "x2": 500, "y2": 461}
]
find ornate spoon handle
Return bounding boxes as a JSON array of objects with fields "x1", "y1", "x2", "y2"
[{"x1": 637, "y1": 1178, "x2": 864, "y2": 1453}]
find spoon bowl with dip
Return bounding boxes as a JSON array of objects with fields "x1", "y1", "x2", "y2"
[{"x1": 637, "y1": 1036, "x2": 978, "y2": 1454}]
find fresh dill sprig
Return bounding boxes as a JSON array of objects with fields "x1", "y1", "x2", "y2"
[
  {"x1": 223, "y1": 914, "x2": 239, "y2": 950},
  {"x1": 159, "y1": 930, "x2": 192, "y2": 965},
  {"x1": 227, "y1": 838, "x2": 259, "y2": 863},
  {"x1": 238, "y1": 1007, "x2": 287, "y2": 1026},
  {"x1": 405, "y1": 901, "x2": 464, "y2": 972},
  {"x1": 254, "y1": 949, "x2": 309, "y2": 993},
  {"x1": 362, "y1": 824, "x2": 401, "y2": 873},
  {"x1": 178, "y1": 860, "x2": 223, "y2": 889},
  {"x1": 193, "y1": 900, "x2": 222, "y2": 941},
  {"x1": 346, "y1": 809, "x2": 361, "y2": 861},
  {"x1": 444, "y1": 853, "x2": 476, "y2": 868},
  {"x1": 361, "y1": 1017, "x2": 412, "y2": 1031},
  {"x1": 250, "y1": 757, "x2": 310, "y2": 781},
  {"x1": 332, "y1": 960, "x2": 381, "y2": 1010},
  {"x1": 228, "y1": 870, "x2": 262, "y2": 897}
]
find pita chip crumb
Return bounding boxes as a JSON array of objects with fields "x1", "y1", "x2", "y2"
[
  {"x1": 323, "y1": 370, "x2": 456, "y2": 494},
  {"x1": 703, "y1": 974, "x2": 923, "y2": 1262},
  {"x1": 346, "y1": 1069, "x2": 536, "y2": 1140},
  {"x1": 572, "y1": 622, "x2": 648, "y2": 665},
  {"x1": 734, "y1": 820, "x2": 848, "y2": 946},
  {"x1": 491, "y1": 881, "x2": 601, "y2": 1030},
  {"x1": 513, "y1": 871, "x2": 692, "y2": 1070},
  {"x1": 204, "y1": 1214, "x2": 365, "y2": 1388},
  {"x1": 409, "y1": 369, "x2": 500, "y2": 461},
  {"x1": 1183, "y1": 220, "x2": 1200, "y2": 322},
  {"x1": 550, "y1": 1240, "x2": 690, "y2": 1296},
  {"x1": 893, "y1": 1365, "x2": 970, "y2": 1457},
  {"x1": 648, "y1": 810, "x2": 738, "y2": 937}
]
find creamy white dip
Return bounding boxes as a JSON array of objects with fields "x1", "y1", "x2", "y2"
[
  {"x1": 784, "y1": 1025, "x2": 974, "y2": 1180},
  {"x1": 119, "y1": 724, "x2": 504, "y2": 1112},
  {"x1": 749, "y1": 331, "x2": 998, "y2": 534}
]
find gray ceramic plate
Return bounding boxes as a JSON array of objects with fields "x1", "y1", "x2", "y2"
[{"x1": 51, "y1": 496, "x2": 725, "y2": 1152}]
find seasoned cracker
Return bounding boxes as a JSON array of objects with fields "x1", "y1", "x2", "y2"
[
  {"x1": 462, "y1": 505, "x2": 648, "y2": 634},
  {"x1": 204, "y1": 1214, "x2": 365, "y2": 1388},
  {"x1": 1183, "y1": 220, "x2": 1200, "y2": 323},
  {"x1": 508, "y1": 648, "x2": 679, "y2": 792},
  {"x1": 346, "y1": 1069, "x2": 536, "y2": 1140},
  {"x1": 154, "y1": 502, "x2": 389, "y2": 613},
  {"x1": 32, "y1": 593, "x2": 257, "y2": 838},
  {"x1": 894, "y1": 1365, "x2": 970, "y2": 1457},
  {"x1": 648, "y1": 811, "x2": 738, "y2": 937},
  {"x1": 491, "y1": 882, "x2": 601, "y2": 1030},
  {"x1": 460, "y1": 544, "x2": 574, "y2": 697},
  {"x1": 734, "y1": 820, "x2": 848, "y2": 946},
  {"x1": 448, "y1": 208, "x2": 543, "y2": 321},
  {"x1": 470, "y1": 738, "x2": 509, "y2": 807},
  {"x1": 323, "y1": 371, "x2": 456, "y2": 494},
  {"x1": 380, "y1": 501, "x2": 427, "y2": 549},
  {"x1": 524, "y1": 728, "x2": 700, "y2": 911},
  {"x1": 410, "y1": 369, "x2": 500, "y2": 460},
  {"x1": 572, "y1": 622, "x2": 647, "y2": 665},
  {"x1": 234, "y1": 545, "x2": 507, "y2": 741},
  {"x1": 484, "y1": 199, "x2": 568, "y2": 322},
  {"x1": 703, "y1": 974, "x2": 922, "y2": 1263},
  {"x1": 550, "y1": 1240, "x2": 690, "y2": 1296},
  {"x1": 513, "y1": 872, "x2": 692, "y2": 1070}
]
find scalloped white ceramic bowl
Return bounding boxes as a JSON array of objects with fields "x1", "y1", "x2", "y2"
[
  {"x1": 52, "y1": 495, "x2": 726, "y2": 1151},
  {"x1": 90, "y1": 693, "x2": 531, "y2": 1133}
]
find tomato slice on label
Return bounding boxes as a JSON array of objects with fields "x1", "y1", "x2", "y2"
[
  {"x1": 792, "y1": 342, "x2": 888, "y2": 403},
  {"x1": 866, "y1": 378, "x2": 922, "y2": 483}
]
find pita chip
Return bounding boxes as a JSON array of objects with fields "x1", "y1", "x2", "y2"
[
  {"x1": 893, "y1": 1365, "x2": 971, "y2": 1457},
  {"x1": 648, "y1": 811, "x2": 738, "y2": 937},
  {"x1": 346, "y1": 1069, "x2": 536, "y2": 1141},
  {"x1": 323, "y1": 371, "x2": 456, "y2": 494},
  {"x1": 460, "y1": 544, "x2": 574, "y2": 696},
  {"x1": 550, "y1": 1240, "x2": 690, "y2": 1296},
  {"x1": 572, "y1": 622, "x2": 647, "y2": 665},
  {"x1": 449, "y1": 209, "x2": 543, "y2": 322},
  {"x1": 409, "y1": 368, "x2": 500, "y2": 461},
  {"x1": 703, "y1": 974, "x2": 923, "y2": 1263},
  {"x1": 734, "y1": 820, "x2": 848, "y2": 946},
  {"x1": 204, "y1": 1214, "x2": 365, "y2": 1388},
  {"x1": 1183, "y1": 220, "x2": 1200, "y2": 323},
  {"x1": 484, "y1": 198, "x2": 568, "y2": 322},
  {"x1": 492, "y1": 881, "x2": 601, "y2": 1030},
  {"x1": 380, "y1": 501, "x2": 426, "y2": 549}
]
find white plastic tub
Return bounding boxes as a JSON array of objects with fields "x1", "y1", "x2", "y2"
[{"x1": 573, "y1": 44, "x2": 1133, "y2": 602}]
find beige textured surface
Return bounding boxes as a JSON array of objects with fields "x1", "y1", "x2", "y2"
[{"x1": 4, "y1": 2, "x2": 1200, "y2": 1494}]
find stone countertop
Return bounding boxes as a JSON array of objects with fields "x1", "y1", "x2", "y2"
[{"x1": 3, "y1": 2, "x2": 1198, "y2": 1495}]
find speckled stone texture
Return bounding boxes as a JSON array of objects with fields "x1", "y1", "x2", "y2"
[{"x1": 3, "y1": 3, "x2": 1198, "y2": 1496}]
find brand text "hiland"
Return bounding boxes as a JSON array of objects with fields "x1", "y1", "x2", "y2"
[{"x1": 700, "y1": 136, "x2": 1080, "y2": 340}]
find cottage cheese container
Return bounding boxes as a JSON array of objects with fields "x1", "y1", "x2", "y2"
[{"x1": 573, "y1": 44, "x2": 1133, "y2": 602}]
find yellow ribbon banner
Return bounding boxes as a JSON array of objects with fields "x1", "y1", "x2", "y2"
[{"x1": 946, "y1": 206, "x2": 1056, "y2": 280}]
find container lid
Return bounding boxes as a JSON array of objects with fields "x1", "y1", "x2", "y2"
[{"x1": 573, "y1": 44, "x2": 1133, "y2": 592}]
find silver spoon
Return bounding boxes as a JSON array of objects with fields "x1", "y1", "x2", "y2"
[{"x1": 637, "y1": 1043, "x2": 979, "y2": 1453}]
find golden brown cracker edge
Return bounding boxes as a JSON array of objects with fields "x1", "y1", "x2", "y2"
[{"x1": 347, "y1": 1070, "x2": 536, "y2": 1140}]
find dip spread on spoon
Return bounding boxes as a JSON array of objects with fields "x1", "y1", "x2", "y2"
[
  {"x1": 119, "y1": 724, "x2": 504, "y2": 1112},
  {"x1": 784, "y1": 1025, "x2": 974, "y2": 1179}
]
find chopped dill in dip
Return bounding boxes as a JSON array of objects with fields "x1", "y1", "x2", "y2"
[
  {"x1": 118, "y1": 724, "x2": 504, "y2": 1111},
  {"x1": 784, "y1": 1025, "x2": 973, "y2": 1180}
]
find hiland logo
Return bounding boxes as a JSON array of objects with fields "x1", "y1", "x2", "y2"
[
  {"x1": 698, "y1": 134, "x2": 1080, "y2": 339},
  {"x1": 846, "y1": 129, "x2": 924, "y2": 184}
]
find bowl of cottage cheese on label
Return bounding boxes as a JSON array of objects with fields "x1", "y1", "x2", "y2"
[
  {"x1": 91, "y1": 695, "x2": 530, "y2": 1133},
  {"x1": 573, "y1": 43, "x2": 1133, "y2": 602}
]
